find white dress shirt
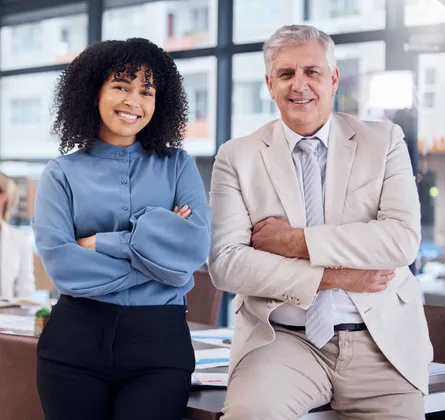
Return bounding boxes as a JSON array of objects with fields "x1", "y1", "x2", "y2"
[{"x1": 269, "y1": 118, "x2": 363, "y2": 326}]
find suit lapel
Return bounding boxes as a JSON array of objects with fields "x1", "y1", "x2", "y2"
[
  {"x1": 261, "y1": 121, "x2": 306, "y2": 228},
  {"x1": 324, "y1": 114, "x2": 357, "y2": 225}
]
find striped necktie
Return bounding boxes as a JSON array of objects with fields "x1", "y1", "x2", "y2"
[{"x1": 297, "y1": 137, "x2": 334, "y2": 349}]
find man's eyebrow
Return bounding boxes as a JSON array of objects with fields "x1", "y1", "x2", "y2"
[{"x1": 276, "y1": 67, "x2": 295, "y2": 73}]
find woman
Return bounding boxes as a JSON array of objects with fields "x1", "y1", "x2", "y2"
[
  {"x1": 31, "y1": 38, "x2": 212, "y2": 420},
  {"x1": 0, "y1": 173, "x2": 35, "y2": 300}
]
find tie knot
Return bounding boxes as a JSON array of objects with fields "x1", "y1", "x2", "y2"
[{"x1": 297, "y1": 137, "x2": 321, "y2": 155}]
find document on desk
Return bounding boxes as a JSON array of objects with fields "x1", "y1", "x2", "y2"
[
  {"x1": 0, "y1": 314, "x2": 34, "y2": 332},
  {"x1": 191, "y1": 372, "x2": 228, "y2": 388},
  {"x1": 429, "y1": 362, "x2": 445, "y2": 376},
  {"x1": 190, "y1": 328, "x2": 233, "y2": 348},
  {"x1": 194, "y1": 348, "x2": 231, "y2": 369}
]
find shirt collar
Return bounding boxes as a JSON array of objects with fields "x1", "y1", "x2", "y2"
[
  {"x1": 88, "y1": 139, "x2": 145, "y2": 159},
  {"x1": 280, "y1": 115, "x2": 332, "y2": 153}
]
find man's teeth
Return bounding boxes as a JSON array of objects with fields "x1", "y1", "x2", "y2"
[
  {"x1": 117, "y1": 112, "x2": 138, "y2": 120},
  {"x1": 292, "y1": 99, "x2": 311, "y2": 104}
]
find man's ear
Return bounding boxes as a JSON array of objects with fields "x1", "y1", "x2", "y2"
[
  {"x1": 331, "y1": 67, "x2": 340, "y2": 95},
  {"x1": 265, "y1": 73, "x2": 275, "y2": 100}
]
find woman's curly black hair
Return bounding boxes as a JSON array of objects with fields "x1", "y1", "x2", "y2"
[{"x1": 52, "y1": 38, "x2": 188, "y2": 156}]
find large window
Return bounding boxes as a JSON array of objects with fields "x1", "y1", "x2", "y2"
[
  {"x1": 232, "y1": 52, "x2": 279, "y2": 139},
  {"x1": 0, "y1": 4, "x2": 88, "y2": 71},
  {"x1": 176, "y1": 57, "x2": 217, "y2": 156},
  {"x1": 3, "y1": 0, "x2": 445, "y2": 316},
  {"x1": 233, "y1": 0, "x2": 386, "y2": 44},
  {"x1": 308, "y1": 0, "x2": 385, "y2": 33},
  {"x1": 0, "y1": 72, "x2": 61, "y2": 159},
  {"x1": 334, "y1": 42, "x2": 385, "y2": 120},
  {"x1": 405, "y1": 0, "x2": 445, "y2": 26},
  {"x1": 103, "y1": 0, "x2": 217, "y2": 51}
]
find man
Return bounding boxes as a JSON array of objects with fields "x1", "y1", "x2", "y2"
[
  {"x1": 209, "y1": 25, "x2": 432, "y2": 419},
  {"x1": 0, "y1": 173, "x2": 35, "y2": 300}
]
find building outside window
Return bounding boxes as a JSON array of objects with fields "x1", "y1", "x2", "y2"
[
  {"x1": 11, "y1": 24, "x2": 42, "y2": 53},
  {"x1": 424, "y1": 92, "x2": 436, "y2": 108},
  {"x1": 329, "y1": 0, "x2": 360, "y2": 17},
  {"x1": 425, "y1": 68, "x2": 436, "y2": 85},
  {"x1": 192, "y1": 7, "x2": 208, "y2": 33},
  {"x1": 11, "y1": 99, "x2": 41, "y2": 126}
]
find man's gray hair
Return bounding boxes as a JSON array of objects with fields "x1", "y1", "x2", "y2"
[{"x1": 263, "y1": 25, "x2": 336, "y2": 75}]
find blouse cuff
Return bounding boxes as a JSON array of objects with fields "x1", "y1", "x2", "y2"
[{"x1": 96, "y1": 231, "x2": 130, "y2": 260}]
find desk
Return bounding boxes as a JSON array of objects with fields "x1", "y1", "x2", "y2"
[{"x1": 1, "y1": 309, "x2": 444, "y2": 420}]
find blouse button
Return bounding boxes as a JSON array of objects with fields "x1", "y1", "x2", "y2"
[
  {"x1": 119, "y1": 151, "x2": 126, "y2": 157},
  {"x1": 121, "y1": 179, "x2": 128, "y2": 184},
  {"x1": 122, "y1": 205, "x2": 128, "y2": 210}
]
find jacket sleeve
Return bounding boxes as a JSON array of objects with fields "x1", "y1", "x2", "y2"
[
  {"x1": 208, "y1": 144, "x2": 323, "y2": 310},
  {"x1": 95, "y1": 151, "x2": 212, "y2": 288},
  {"x1": 31, "y1": 160, "x2": 146, "y2": 298},
  {"x1": 304, "y1": 124, "x2": 421, "y2": 269}
]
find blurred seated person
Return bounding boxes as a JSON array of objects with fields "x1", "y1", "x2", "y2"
[{"x1": 0, "y1": 172, "x2": 35, "y2": 300}]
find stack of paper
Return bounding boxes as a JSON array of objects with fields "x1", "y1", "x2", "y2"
[
  {"x1": 194, "y1": 348, "x2": 231, "y2": 369},
  {"x1": 0, "y1": 314, "x2": 34, "y2": 332},
  {"x1": 190, "y1": 328, "x2": 233, "y2": 348},
  {"x1": 429, "y1": 362, "x2": 445, "y2": 376},
  {"x1": 191, "y1": 373, "x2": 228, "y2": 388}
]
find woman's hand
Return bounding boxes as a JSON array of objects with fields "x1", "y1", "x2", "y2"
[
  {"x1": 77, "y1": 235, "x2": 96, "y2": 250},
  {"x1": 173, "y1": 205, "x2": 191, "y2": 219}
]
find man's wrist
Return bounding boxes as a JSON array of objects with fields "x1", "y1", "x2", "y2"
[
  {"x1": 291, "y1": 228, "x2": 309, "y2": 259},
  {"x1": 319, "y1": 268, "x2": 340, "y2": 290}
]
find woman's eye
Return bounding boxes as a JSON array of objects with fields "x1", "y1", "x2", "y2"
[
  {"x1": 114, "y1": 86, "x2": 126, "y2": 91},
  {"x1": 141, "y1": 91, "x2": 153, "y2": 97}
]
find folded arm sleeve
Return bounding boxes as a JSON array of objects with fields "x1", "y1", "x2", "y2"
[
  {"x1": 304, "y1": 124, "x2": 421, "y2": 269},
  {"x1": 31, "y1": 160, "x2": 145, "y2": 297},
  {"x1": 96, "y1": 152, "x2": 212, "y2": 288},
  {"x1": 208, "y1": 144, "x2": 323, "y2": 309}
]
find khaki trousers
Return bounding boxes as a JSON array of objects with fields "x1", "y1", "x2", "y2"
[{"x1": 221, "y1": 327, "x2": 424, "y2": 420}]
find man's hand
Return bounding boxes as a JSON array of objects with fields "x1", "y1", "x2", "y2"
[
  {"x1": 252, "y1": 217, "x2": 303, "y2": 258},
  {"x1": 319, "y1": 268, "x2": 396, "y2": 293},
  {"x1": 174, "y1": 205, "x2": 192, "y2": 219},
  {"x1": 77, "y1": 235, "x2": 96, "y2": 251}
]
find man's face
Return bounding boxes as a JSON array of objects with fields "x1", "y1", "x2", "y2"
[{"x1": 266, "y1": 41, "x2": 339, "y2": 136}]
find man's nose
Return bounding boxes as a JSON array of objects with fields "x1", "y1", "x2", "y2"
[{"x1": 291, "y1": 74, "x2": 308, "y2": 92}]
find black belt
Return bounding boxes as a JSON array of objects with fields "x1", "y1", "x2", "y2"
[{"x1": 272, "y1": 322, "x2": 367, "y2": 332}]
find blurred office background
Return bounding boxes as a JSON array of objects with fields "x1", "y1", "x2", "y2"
[{"x1": 1, "y1": 0, "x2": 445, "y2": 325}]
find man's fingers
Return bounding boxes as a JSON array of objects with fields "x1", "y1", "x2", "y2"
[
  {"x1": 379, "y1": 269, "x2": 395, "y2": 276},
  {"x1": 253, "y1": 217, "x2": 276, "y2": 234},
  {"x1": 173, "y1": 206, "x2": 179, "y2": 213}
]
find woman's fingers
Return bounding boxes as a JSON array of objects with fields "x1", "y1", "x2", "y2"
[{"x1": 177, "y1": 205, "x2": 191, "y2": 218}]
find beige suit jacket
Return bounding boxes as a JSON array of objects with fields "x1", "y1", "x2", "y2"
[
  {"x1": 0, "y1": 221, "x2": 35, "y2": 300},
  {"x1": 209, "y1": 112, "x2": 433, "y2": 394}
]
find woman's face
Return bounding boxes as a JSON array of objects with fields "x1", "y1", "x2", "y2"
[{"x1": 98, "y1": 65, "x2": 156, "y2": 146}]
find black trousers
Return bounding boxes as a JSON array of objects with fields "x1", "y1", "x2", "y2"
[{"x1": 36, "y1": 295, "x2": 195, "y2": 420}]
